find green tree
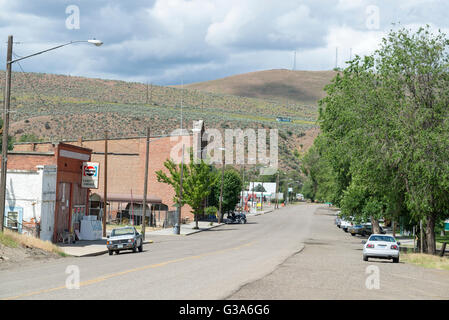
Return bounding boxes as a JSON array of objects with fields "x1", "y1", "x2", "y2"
[
  {"x1": 208, "y1": 168, "x2": 243, "y2": 216},
  {"x1": 156, "y1": 150, "x2": 218, "y2": 229},
  {"x1": 253, "y1": 184, "x2": 266, "y2": 192},
  {"x1": 0, "y1": 119, "x2": 14, "y2": 152},
  {"x1": 17, "y1": 133, "x2": 43, "y2": 143},
  {"x1": 310, "y1": 25, "x2": 449, "y2": 253}
]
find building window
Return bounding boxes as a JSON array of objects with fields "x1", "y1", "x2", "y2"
[
  {"x1": 4, "y1": 207, "x2": 23, "y2": 233},
  {"x1": 6, "y1": 211, "x2": 18, "y2": 230}
]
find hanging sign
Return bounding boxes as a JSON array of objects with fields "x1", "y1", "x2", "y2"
[{"x1": 82, "y1": 162, "x2": 99, "y2": 189}]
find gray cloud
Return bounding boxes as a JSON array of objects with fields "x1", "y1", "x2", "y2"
[{"x1": 0, "y1": 0, "x2": 448, "y2": 85}]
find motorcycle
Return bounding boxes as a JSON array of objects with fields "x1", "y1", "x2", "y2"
[{"x1": 225, "y1": 212, "x2": 247, "y2": 224}]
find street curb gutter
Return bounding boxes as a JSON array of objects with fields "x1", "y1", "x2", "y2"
[
  {"x1": 182, "y1": 223, "x2": 225, "y2": 236},
  {"x1": 63, "y1": 240, "x2": 154, "y2": 258},
  {"x1": 254, "y1": 209, "x2": 274, "y2": 216}
]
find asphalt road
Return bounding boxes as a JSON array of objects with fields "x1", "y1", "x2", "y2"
[
  {"x1": 230, "y1": 206, "x2": 449, "y2": 300},
  {"x1": 1, "y1": 204, "x2": 448, "y2": 300},
  {"x1": 0, "y1": 204, "x2": 314, "y2": 300}
]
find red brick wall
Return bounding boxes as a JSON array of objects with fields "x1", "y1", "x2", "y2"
[
  {"x1": 6, "y1": 154, "x2": 56, "y2": 171},
  {"x1": 13, "y1": 136, "x2": 196, "y2": 221},
  {"x1": 77, "y1": 136, "x2": 194, "y2": 221}
]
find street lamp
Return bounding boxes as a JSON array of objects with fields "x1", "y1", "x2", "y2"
[
  {"x1": 0, "y1": 36, "x2": 103, "y2": 232},
  {"x1": 217, "y1": 147, "x2": 225, "y2": 223}
]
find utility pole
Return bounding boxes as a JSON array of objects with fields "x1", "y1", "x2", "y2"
[
  {"x1": 240, "y1": 164, "x2": 245, "y2": 214},
  {"x1": 420, "y1": 219, "x2": 423, "y2": 254},
  {"x1": 292, "y1": 51, "x2": 296, "y2": 71},
  {"x1": 176, "y1": 144, "x2": 185, "y2": 234},
  {"x1": 180, "y1": 79, "x2": 183, "y2": 131},
  {"x1": 335, "y1": 47, "x2": 338, "y2": 69},
  {"x1": 146, "y1": 82, "x2": 149, "y2": 104},
  {"x1": 218, "y1": 154, "x2": 225, "y2": 223},
  {"x1": 141, "y1": 127, "x2": 150, "y2": 240},
  {"x1": 102, "y1": 130, "x2": 108, "y2": 237},
  {"x1": 0, "y1": 35, "x2": 13, "y2": 232},
  {"x1": 275, "y1": 170, "x2": 279, "y2": 209}
]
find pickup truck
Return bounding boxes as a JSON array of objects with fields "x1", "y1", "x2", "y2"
[{"x1": 107, "y1": 226, "x2": 143, "y2": 255}]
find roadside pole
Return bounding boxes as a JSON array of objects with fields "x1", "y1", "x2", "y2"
[
  {"x1": 218, "y1": 154, "x2": 225, "y2": 223},
  {"x1": 141, "y1": 127, "x2": 150, "y2": 240},
  {"x1": 275, "y1": 171, "x2": 279, "y2": 209},
  {"x1": 102, "y1": 130, "x2": 108, "y2": 237},
  {"x1": 420, "y1": 219, "x2": 423, "y2": 254},
  {"x1": 240, "y1": 164, "x2": 245, "y2": 214},
  {"x1": 0, "y1": 36, "x2": 13, "y2": 232},
  {"x1": 177, "y1": 144, "x2": 185, "y2": 234}
]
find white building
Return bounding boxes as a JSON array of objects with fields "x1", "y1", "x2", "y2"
[{"x1": 5, "y1": 165, "x2": 57, "y2": 241}]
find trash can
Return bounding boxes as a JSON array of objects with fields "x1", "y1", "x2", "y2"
[{"x1": 173, "y1": 224, "x2": 180, "y2": 235}]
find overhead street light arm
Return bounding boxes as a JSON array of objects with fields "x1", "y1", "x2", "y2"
[
  {"x1": 9, "y1": 39, "x2": 103, "y2": 64},
  {"x1": 0, "y1": 35, "x2": 103, "y2": 233}
]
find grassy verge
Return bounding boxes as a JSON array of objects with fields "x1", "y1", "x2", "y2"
[
  {"x1": 402, "y1": 253, "x2": 449, "y2": 271},
  {"x1": 0, "y1": 229, "x2": 67, "y2": 257}
]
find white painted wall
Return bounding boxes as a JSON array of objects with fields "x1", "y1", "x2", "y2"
[
  {"x1": 5, "y1": 165, "x2": 57, "y2": 241},
  {"x1": 248, "y1": 182, "x2": 277, "y2": 194}
]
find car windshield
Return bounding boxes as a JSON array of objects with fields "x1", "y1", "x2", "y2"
[
  {"x1": 369, "y1": 235, "x2": 395, "y2": 242},
  {"x1": 111, "y1": 228, "x2": 134, "y2": 236}
]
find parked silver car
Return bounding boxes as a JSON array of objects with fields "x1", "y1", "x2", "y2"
[
  {"x1": 107, "y1": 227, "x2": 143, "y2": 255},
  {"x1": 362, "y1": 234, "x2": 400, "y2": 263}
]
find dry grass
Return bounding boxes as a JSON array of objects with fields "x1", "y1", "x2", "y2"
[
  {"x1": 177, "y1": 69, "x2": 336, "y2": 104},
  {"x1": 402, "y1": 253, "x2": 449, "y2": 271},
  {"x1": 0, "y1": 229, "x2": 66, "y2": 257}
]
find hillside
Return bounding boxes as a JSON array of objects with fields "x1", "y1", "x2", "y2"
[
  {"x1": 0, "y1": 70, "x2": 328, "y2": 171},
  {"x1": 173, "y1": 69, "x2": 335, "y2": 105}
]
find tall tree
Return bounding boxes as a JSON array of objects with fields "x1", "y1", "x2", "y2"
[
  {"x1": 308, "y1": 25, "x2": 449, "y2": 252},
  {"x1": 156, "y1": 150, "x2": 218, "y2": 229}
]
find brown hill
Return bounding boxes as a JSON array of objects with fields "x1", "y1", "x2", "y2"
[{"x1": 174, "y1": 69, "x2": 336, "y2": 105}]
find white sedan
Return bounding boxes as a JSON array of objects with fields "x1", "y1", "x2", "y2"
[{"x1": 362, "y1": 234, "x2": 400, "y2": 263}]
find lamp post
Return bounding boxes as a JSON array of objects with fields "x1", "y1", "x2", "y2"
[
  {"x1": 0, "y1": 36, "x2": 102, "y2": 232},
  {"x1": 218, "y1": 147, "x2": 225, "y2": 224}
]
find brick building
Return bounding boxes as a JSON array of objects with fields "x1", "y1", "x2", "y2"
[
  {"x1": 2, "y1": 143, "x2": 92, "y2": 242},
  {"x1": 13, "y1": 121, "x2": 208, "y2": 226}
]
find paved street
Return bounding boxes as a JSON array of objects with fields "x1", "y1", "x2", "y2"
[
  {"x1": 230, "y1": 207, "x2": 449, "y2": 300},
  {"x1": 0, "y1": 204, "x2": 313, "y2": 300},
  {"x1": 1, "y1": 204, "x2": 448, "y2": 300}
]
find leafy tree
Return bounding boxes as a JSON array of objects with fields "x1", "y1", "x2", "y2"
[
  {"x1": 253, "y1": 184, "x2": 266, "y2": 192},
  {"x1": 156, "y1": 150, "x2": 219, "y2": 229},
  {"x1": 305, "y1": 25, "x2": 449, "y2": 253},
  {"x1": 208, "y1": 168, "x2": 243, "y2": 217},
  {"x1": 17, "y1": 133, "x2": 43, "y2": 143},
  {"x1": 0, "y1": 119, "x2": 14, "y2": 152}
]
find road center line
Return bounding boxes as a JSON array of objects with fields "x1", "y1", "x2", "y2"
[{"x1": 2, "y1": 241, "x2": 256, "y2": 300}]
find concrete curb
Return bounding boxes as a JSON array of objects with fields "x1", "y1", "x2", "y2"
[
  {"x1": 253, "y1": 209, "x2": 275, "y2": 216},
  {"x1": 183, "y1": 222, "x2": 226, "y2": 236},
  {"x1": 148, "y1": 223, "x2": 226, "y2": 237}
]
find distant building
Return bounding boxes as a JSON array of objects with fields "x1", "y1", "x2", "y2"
[{"x1": 276, "y1": 117, "x2": 292, "y2": 123}]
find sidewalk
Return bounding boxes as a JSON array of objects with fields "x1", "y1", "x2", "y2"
[
  {"x1": 246, "y1": 206, "x2": 275, "y2": 216},
  {"x1": 145, "y1": 221, "x2": 225, "y2": 236},
  {"x1": 59, "y1": 238, "x2": 154, "y2": 257},
  {"x1": 59, "y1": 208, "x2": 277, "y2": 257}
]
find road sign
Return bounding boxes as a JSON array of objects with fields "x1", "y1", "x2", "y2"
[{"x1": 82, "y1": 162, "x2": 99, "y2": 189}]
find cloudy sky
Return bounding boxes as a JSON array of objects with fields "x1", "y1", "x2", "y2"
[{"x1": 0, "y1": 0, "x2": 447, "y2": 85}]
